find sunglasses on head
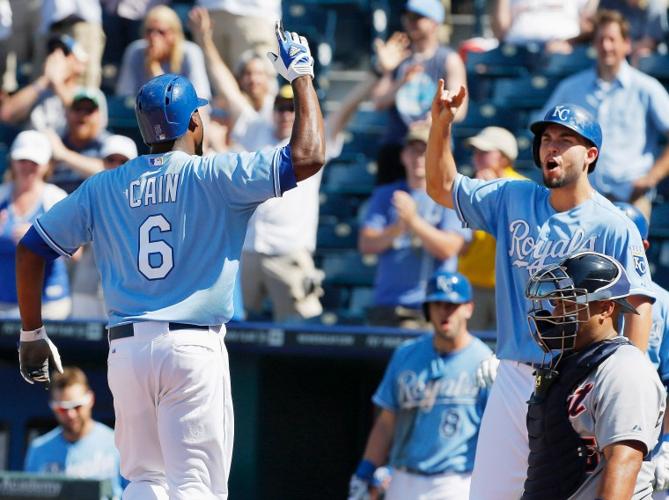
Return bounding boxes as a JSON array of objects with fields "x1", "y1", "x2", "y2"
[{"x1": 50, "y1": 393, "x2": 92, "y2": 413}]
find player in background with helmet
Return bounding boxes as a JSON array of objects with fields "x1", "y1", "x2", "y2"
[
  {"x1": 523, "y1": 251, "x2": 665, "y2": 499},
  {"x1": 426, "y1": 82, "x2": 654, "y2": 499},
  {"x1": 348, "y1": 270, "x2": 491, "y2": 500},
  {"x1": 14, "y1": 22, "x2": 324, "y2": 500},
  {"x1": 612, "y1": 202, "x2": 669, "y2": 497}
]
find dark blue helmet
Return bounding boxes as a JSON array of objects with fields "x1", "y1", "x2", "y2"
[
  {"x1": 526, "y1": 251, "x2": 637, "y2": 356},
  {"x1": 613, "y1": 202, "x2": 649, "y2": 241},
  {"x1": 135, "y1": 74, "x2": 208, "y2": 145},
  {"x1": 423, "y1": 270, "x2": 472, "y2": 319},
  {"x1": 530, "y1": 104, "x2": 602, "y2": 172}
]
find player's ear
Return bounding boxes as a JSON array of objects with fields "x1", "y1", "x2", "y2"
[
  {"x1": 188, "y1": 111, "x2": 201, "y2": 133},
  {"x1": 464, "y1": 302, "x2": 474, "y2": 320},
  {"x1": 584, "y1": 146, "x2": 598, "y2": 170}
]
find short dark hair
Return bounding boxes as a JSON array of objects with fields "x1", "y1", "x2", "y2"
[
  {"x1": 595, "y1": 9, "x2": 630, "y2": 40},
  {"x1": 50, "y1": 366, "x2": 90, "y2": 396}
]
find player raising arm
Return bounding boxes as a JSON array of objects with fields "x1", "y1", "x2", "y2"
[
  {"x1": 15, "y1": 22, "x2": 323, "y2": 500},
  {"x1": 425, "y1": 79, "x2": 655, "y2": 499}
]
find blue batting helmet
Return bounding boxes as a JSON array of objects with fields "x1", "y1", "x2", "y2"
[
  {"x1": 423, "y1": 270, "x2": 472, "y2": 319},
  {"x1": 530, "y1": 104, "x2": 602, "y2": 172},
  {"x1": 135, "y1": 74, "x2": 208, "y2": 145},
  {"x1": 613, "y1": 202, "x2": 649, "y2": 241}
]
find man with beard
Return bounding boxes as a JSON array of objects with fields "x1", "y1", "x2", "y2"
[
  {"x1": 25, "y1": 367, "x2": 123, "y2": 498},
  {"x1": 425, "y1": 83, "x2": 654, "y2": 499},
  {"x1": 14, "y1": 23, "x2": 324, "y2": 499}
]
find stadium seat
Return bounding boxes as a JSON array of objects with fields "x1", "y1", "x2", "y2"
[
  {"x1": 317, "y1": 220, "x2": 358, "y2": 249},
  {"x1": 638, "y1": 54, "x2": 669, "y2": 84},
  {"x1": 320, "y1": 250, "x2": 377, "y2": 286},
  {"x1": 650, "y1": 202, "x2": 669, "y2": 238},
  {"x1": 107, "y1": 95, "x2": 147, "y2": 154},
  {"x1": 318, "y1": 191, "x2": 364, "y2": 223},
  {"x1": 538, "y1": 45, "x2": 595, "y2": 78},
  {"x1": 349, "y1": 108, "x2": 388, "y2": 131},
  {"x1": 339, "y1": 129, "x2": 383, "y2": 160},
  {"x1": 322, "y1": 159, "x2": 377, "y2": 195},
  {"x1": 466, "y1": 44, "x2": 541, "y2": 79},
  {"x1": 348, "y1": 285, "x2": 373, "y2": 317},
  {"x1": 452, "y1": 101, "x2": 523, "y2": 139},
  {"x1": 492, "y1": 75, "x2": 559, "y2": 111}
]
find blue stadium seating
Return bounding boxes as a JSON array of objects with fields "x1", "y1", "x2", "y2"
[
  {"x1": 538, "y1": 45, "x2": 595, "y2": 78},
  {"x1": 317, "y1": 220, "x2": 358, "y2": 249},
  {"x1": 318, "y1": 191, "x2": 365, "y2": 223},
  {"x1": 638, "y1": 54, "x2": 669, "y2": 84},
  {"x1": 319, "y1": 250, "x2": 377, "y2": 286},
  {"x1": 466, "y1": 44, "x2": 540, "y2": 79},
  {"x1": 492, "y1": 75, "x2": 559, "y2": 111},
  {"x1": 452, "y1": 101, "x2": 524, "y2": 138},
  {"x1": 322, "y1": 159, "x2": 377, "y2": 195}
]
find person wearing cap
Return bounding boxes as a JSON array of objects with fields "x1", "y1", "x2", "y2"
[
  {"x1": 456, "y1": 126, "x2": 524, "y2": 332},
  {"x1": 491, "y1": 0, "x2": 598, "y2": 52},
  {"x1": 24, "y1": 366, "x2": 123, "y2": 498},
  {"x1": 46, "y1": 88, "x2": 111, "y2": 193},
  {"x1": 0, "y1": 34, "x2": 94, "y2": 136},
  {"x1": 541, "y1": 9, "x2": 669, "y2": 220},
  {"x1": 69, "y1": 134, "x2": 139, "y2": 320},
  {"x1": 241, "y1": 80, "x2": 376, "y2": 321},
  {"x1": 372, "y1": 0, "x2": 467, "y2": 186},
  {"x1": 348, "y1": 270, "x2": 491, "y2": 500},
  {"x1": 0, "y1": 130, "x2": 70, "y2": 319},
  {"x1": 359, "y1": 123, "x2": 471, "y2": 329}
]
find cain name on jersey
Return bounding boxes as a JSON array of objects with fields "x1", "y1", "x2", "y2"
[{"x1": 127, "y1": 173, "x2": 180, "y2": 208}]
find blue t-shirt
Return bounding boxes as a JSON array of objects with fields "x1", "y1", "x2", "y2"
[
  {"x1": 647, "y1": 280, "x2": 669, "y2": 386},
  {"x1": 373, "y1": 334, "x2": 491, "y2": 474},
  {"x1": 452, "y1": 173, "x2": 653, "y2": 364},
  {"x1": 24, "y1": 422, "x2": 123, "y2": 498},
  {"x1": 31, "y1": 147, "x2": 295, "y2": 326},
  {"x1": 363, "y1": 180, "x2": 471, "y2": 308},
  {"x1": 0, "y1": 183, "x2": 69, "y2": 304}
]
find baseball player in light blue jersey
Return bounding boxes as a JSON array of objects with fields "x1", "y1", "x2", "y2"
[
  {"x1": 425, "y1": 82, "x2": 655, "y2": 499},
  {"x1": 15, "y1": 22, "x2": 324, "y2": 500},
  {"x1": 613, "y1": 202, "x2": 669, "y2": 498},
  {"x1": 348, "y1": 271, "x2": 491, "y2": 500}
]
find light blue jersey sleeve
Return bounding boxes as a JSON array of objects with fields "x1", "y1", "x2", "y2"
[
  {"x1": 648, "y1": 282, "x2": 669, "y2": 385},
  {"x1": 451, "y1": 173, "x2": 525, "y2": 234}
]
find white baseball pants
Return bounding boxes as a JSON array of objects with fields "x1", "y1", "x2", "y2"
[
  {"x1": 386, "y1": 469, "x2": 471, "y2": 500},
  {"x1": 107, "y1": 322, "x2": 233, "y2": 500},
  {"x1": 469, "y1": 360, "x2": 535, "y2": 500}
]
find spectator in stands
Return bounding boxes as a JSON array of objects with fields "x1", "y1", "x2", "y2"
[
  {"x1": 195, "y1": 0, "x2": 279, "y2": 71},
  {"x1": 598, "y1": 0, "x2": 668, "y2": 63},
  {"x1": 0, "y1": 130, "x2": 70, "y2": 319},
  {"x1": 457, "y1": 127, "x2": 524, "y2": 332},
  {"x1": 189, "y1": 7, "x2": 276, "y2": 146},
  {"x1": 34, "y1": 0, "x2": 105, "y2": 88},
  {"x1": 348, "y1": 270, "x2": 491, "y2": 499},
  {"x1": 541, "y1": 9, "x2": 669, "y2": 219},
  {"x1": 116, "y1": 5, "x2": 212, "y2": 102},
  {"x1": 359, "y1": 123, "x2": 471, "y2": 329},
  {"x1": 69, "y1": 135, "x2": 138, "y2": 320},
  {"x1": 24, "y1": 366, "x2": 123, "y2": 498},
  {"x1": 0, "y1": 35, "x2": 92, "y2": 136},
  {"x1": 46, "y1": 88, "x2": 110, "y2": 193},
  {"x1": 241, "y1": 78, "x2": 376, "y2": 321},
  {"x1": 373, "y1": 0, "x2": 467, "y2": 185},
  {"x1": 491, "y1": 0, "x2": 599, "y2": 53}
]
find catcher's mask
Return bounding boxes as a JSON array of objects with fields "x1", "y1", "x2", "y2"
[{"x1": 525, "y1": 251, "x2": 638, "y2": 364}]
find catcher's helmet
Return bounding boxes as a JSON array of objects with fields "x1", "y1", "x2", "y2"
[
  {"x1": 135, "y1": 74, "x2": 208, "y2": 145},
  {"x1": 530, "y1": 104, "x2": 602, "y2": 172},
  {"x1": 423, "y1": 270, "x2": 472, "y2": 320},
  {"x1": 526, "y1": 251, "x2": 637, "y2": 357},
  {"x1": 613, "y1": 202, "x2": 649, "y2": 241}
]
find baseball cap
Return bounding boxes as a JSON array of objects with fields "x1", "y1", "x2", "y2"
[
  {"x1": 465, "y1": 126, "x2": 518, "y2": 161},
  {"x1": 10, "y1": 130, "x2": 52, "y2": 165},
  {"x1": 404, "y1": 0, "x2": 445, "y2": 24},
  {"x1": 405, "y1": 123, "x2": 430, "y2": 144},
  {"x1": 72, "y1": 88, "x2": 101, "y2": 108},
  {"x1": 101, "y1": 134, "x2": 138, "y2": 160}
]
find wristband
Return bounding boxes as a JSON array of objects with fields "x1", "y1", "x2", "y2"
[
  {"x1": 662, "y1": 433, "x2": 669, "y2": 443},
  {"x1": 355, "y1": 459, "x2": 376, "y2": 481},
  {"x1": 20, "y1": 326, "x2": 47, "y2": 342}
]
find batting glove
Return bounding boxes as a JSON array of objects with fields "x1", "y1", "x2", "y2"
[
  {"x1": 654, "y1": 441, "x2": 669, "y2": 491},
  {"x1": 267, "y1": 20, "x2": 314, "y2": 82},
  {"x1": 18, "y1": 326, "x2": 63, "y2": 385},
  {"x1": 475, "y1": 355, "x2": 500, "y2": 388}
]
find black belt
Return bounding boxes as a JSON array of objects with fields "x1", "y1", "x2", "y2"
[{"x1": 108, "y1": 322, "x2": 209, "y2": 341}]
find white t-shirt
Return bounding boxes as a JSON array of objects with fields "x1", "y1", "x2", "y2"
[
  {"x1": 195, "y1": 0, "x2": 281, "y2": 19},
  {"x1": 504, "y1": 0, "x2": 589, "y2": 44}
]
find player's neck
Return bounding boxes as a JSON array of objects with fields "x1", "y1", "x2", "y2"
[
  {"x1": 433, "y1": 330, "x2": 471, "y2": 354},
  {"x1": 548, "y1": 178, "x2": 594, "y2": 212},
  {"x1": 62, "y1": 419, "x2": 94, "y2": 443},
  {"x1": 574, "y1": 327, "x2": 617, "y2": 351}
]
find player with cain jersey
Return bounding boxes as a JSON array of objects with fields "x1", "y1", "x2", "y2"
[
  {"x1": 425, "y1": 81, "x2": 655, "y2": 499},
  {"x1": 15, "y1": 22, "x2": 324, "y2": 500}
]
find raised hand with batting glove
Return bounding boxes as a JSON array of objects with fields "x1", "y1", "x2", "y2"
[
  {"x1": 19, "y1": 325, "x2": 63, "y2": 384},
  {"x1": 475, "y1": 354, "x2": 500, "y2": 388},
  {"x1": 267, "y1": 21, "x2": 314, "y2": 82}
]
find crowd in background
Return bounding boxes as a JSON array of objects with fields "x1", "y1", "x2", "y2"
[{"x1": 0, "y1": 0, "x2": 669, "y2": 331}]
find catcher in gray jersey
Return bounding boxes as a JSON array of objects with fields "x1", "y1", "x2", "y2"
[{"x1": 523, "y1": 251, "x2": 666, "y2": 500}]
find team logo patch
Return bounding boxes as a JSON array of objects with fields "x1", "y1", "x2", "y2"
[
  {"x1": 567, "y1": 382, "x2": 593, "y2": 418},
  {"x1": 150, "y1": 157, "x2": 164, "y2": 166},
  {"x1": 632, "y1": 249, "x2": 648, "y2": 275}
]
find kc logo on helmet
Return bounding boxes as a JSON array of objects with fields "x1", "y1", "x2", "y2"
[
  {"x1": 552, "y1": 106, "x2": 571, "y2": 121},
  {"x1": 436, "y1": 275, "x2": 454, "y2": 293}
]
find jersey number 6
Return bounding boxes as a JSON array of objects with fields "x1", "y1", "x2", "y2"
[{"x1": 138, "y1": 214, "x2": 174, "y2": 280}]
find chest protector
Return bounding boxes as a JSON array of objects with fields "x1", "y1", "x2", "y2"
[{"x1": 521, "y1": 336, "x2": 629, "y2": 500}]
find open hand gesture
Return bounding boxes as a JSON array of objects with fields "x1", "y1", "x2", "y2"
[
  {"x1": 373, "y1": 32, "x2": 410, "y2": 74},
  {"x1": 430, "y1": 80, "x2": 466, "y2": 129}
]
